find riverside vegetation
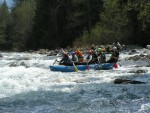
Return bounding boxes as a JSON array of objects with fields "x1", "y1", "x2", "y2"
[{"x1": 0, "y1": 0, "x2": 150, "y2": 51}]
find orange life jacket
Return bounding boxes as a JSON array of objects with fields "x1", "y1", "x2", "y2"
[{"x1": 75, "y1": 49, "x2": 85, "y2": 63}]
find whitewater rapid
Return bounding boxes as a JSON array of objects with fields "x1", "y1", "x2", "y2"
[{"x1": 0, "y1": 50, "x2": 150, "y2": 113}]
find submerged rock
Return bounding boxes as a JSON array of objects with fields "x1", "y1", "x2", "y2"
[
  {"x1": 0, "y1": 53, "x2": 2, "y2": 57},
  {"x1": 126, "y1": 54, "x2": 150, "y2": 61},
  {"x1": 128, "y1": 49, "x2": 138, "y2": 55},
  {"x1": 9, "y1": 61, "x2": 29, "y2": 68},
  {"x1": 79, "y1": 89, "x2": 85, "y2": 94},
  {"x1": 20, "y1": 61, "x2": 26, "y2": 66},
  {"x1": 47, "y1": 50, "x2": 58, "y2": 56},
  {"x1": 146, "y1": 45, "x2": 150, "y2": 49},
  {"x1": 9, "y1": 62, "x2": 18, "y2": 67},
  {"x1": 114, "y1": 78, "x2": 146, "y2": 84},
  {"x1": 143, "y1": 48, "x2": 150, "y2": 55},
  {"x1": 145, "y1": 64, "x2": 150, "y2": 67},
  {"x1": 128, "y1": 69, "x2": 148, "y2": 73}
]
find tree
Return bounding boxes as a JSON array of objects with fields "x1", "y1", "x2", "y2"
[
  {"x1": 138, "y1": 0, "x2": 150, "y2": 46},
  {"x1": 77, "y1": 0, "x2": 129, "y2": 45},
  {"x1": 31, "y1": 0, "x2": 102, "y2": 49},
  {"x1": 11, "y1": 0, "x2": 36, "y2": 51},
  {"x1": 0, "y1": 0, "x2": 11, "y2": 50}
]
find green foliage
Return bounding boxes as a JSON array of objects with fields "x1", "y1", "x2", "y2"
[
  {"x1": 11, "y1": 0, "x2": 36, "y2": 50},
  {"x1": 0, "y1": 0, "x2": 149, "y2": 51},
  {"x1": 0, "y1": 0, "x2": 12, "y2": 50},
  {"x1": 138, "y1": 0, "x2": 150, "y2": 45},
  {"x1": 78, "y1": 0, "x2": 129, "y2": 45},
  {"x1": 76, "y1": 0, "x2": 150, "y2": 47},
  {"x1": 31, "y1": 0, "x2": 102, "y2": 49}
]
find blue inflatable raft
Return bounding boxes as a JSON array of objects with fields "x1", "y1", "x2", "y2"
[{"x1": 49, "y1": 63, "x2": 115, "y2": 72}]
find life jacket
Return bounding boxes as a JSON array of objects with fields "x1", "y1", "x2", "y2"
[
  {"x1": 101, "y1": 53, "x2": 106, "y2": 59},
  {"x1": 61, "y1": 54, "x2": 71, "y2": 63},
  {"x1": 108, "y1": 50, "x2": 119, "y2": 63},
  {"x1": 86, "y1": 54, "x2": 91, "y2": 60},
  {"x1": 92, "y1": 52, "x2": 98, "y2": 63},
  {"x1": 76, "y1": 49, "x2": 83, "y2": 57},
  {"x1": 86, "y1": 54, "x2": 93, "y2": 64},
  {"x1": 71, "y1": 55, "x2": 78, "y2": 62},
  {"x1": 112, "y1": 51, "x2": 119, "y2": 58},
  {"x1": 76, "y1": 49, "x2": 85, "y2": 63}
]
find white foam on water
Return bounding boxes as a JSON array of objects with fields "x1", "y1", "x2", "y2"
[
  {"x1": 137, "y1": 103, "x2": 150, "y2": 113},
  {"x1": 0, "y1": 51, "x2": 150, "y2": 113}
]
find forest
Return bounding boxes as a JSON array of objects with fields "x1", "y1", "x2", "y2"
[{"x1": 0, "y1": 0, "x2": 150, "y2": 51}]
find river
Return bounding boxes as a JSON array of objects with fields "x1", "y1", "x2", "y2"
[{"x1": 0, "y1": 49, "x2": 150, "y2": 113}]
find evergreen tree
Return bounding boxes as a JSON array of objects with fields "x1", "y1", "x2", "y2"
[
  {"x1": 11, "y1": 0, "x2": 36, "y2": 51},
  {"x1": 77, "y1": 0, "x2": 129, "y2": 45},
  {"x1": 0, "y1": 0, "x2": 11, "y2": 50},
  {"x1": 138, "y1": 0, "x2": 150, "y2": 46},
  {"x1": 77, "y1": 0, "x2": 150, "y2": 47},
  {"x1": 31, "y1": 0, "x2": 102, "y2": 49}
]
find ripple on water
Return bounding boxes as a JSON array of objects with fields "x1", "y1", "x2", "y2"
[{"x1": 0, "y1": 51, "x2": 150, "y2": 113}]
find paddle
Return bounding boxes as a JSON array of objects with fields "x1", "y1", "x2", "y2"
[
  {"x1": 97, "y1": 57, "x2": 101, "y2": 65},
  {"x1": 84, "y1": 53, "x2": 91, "y2": 70},
  {"x1": 86, "y1": 61, "x2": 90, "y2": 70},
  {"x1": 53, "y1": 58, "x2": 58, "y2": 65},
  {"x1": 94, "y1": 57, "x2": 101, "y2": 70},
  {"x1": 72, "y1": 62, "x2": 78, "y2": 72}
]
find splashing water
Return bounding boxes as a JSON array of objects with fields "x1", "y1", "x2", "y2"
[{"x1": 0, "y1": 50, "x2": 150, "y2": 113}]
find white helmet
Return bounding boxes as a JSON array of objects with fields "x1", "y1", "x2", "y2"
[{"x1": 113, "y1": 46, "x2": 117, "y2": 50}]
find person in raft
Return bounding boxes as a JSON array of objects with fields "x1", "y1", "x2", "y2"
[
  {"x1": 107, "y1": 46, "x2": 119, "y2": 63},
  {"x1": 85, "y1": 50, "x2": 93, "y2": 64},
  {"x1": 97, "y1": 48, "x2": 106, "y2": 63},
  {"x1": 59, "y1": 48, "x2": 71, "y2": 65},
  {"x1": 75, "y1": 48, "x2": 85, "y2": 63},
  {"x1": 70, "y1": 51, "x2": 78, "y2": 63},
  {"x1": 91, "y1": 49, "x2": 99, "y2": 64}
]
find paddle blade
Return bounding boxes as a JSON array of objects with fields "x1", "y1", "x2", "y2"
[
  {"x1": 87, "y1": 66, "x2": 90, "y2": 70},
  {"x1": 53, "y1": 60, "x2": 57, "y2": 65},
  {"x1": 75, "y1": 66, "x2": 78, "y2": 72},
  {"x1": 73, "y1": 63, "x2": 78, "y2": 72}
]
